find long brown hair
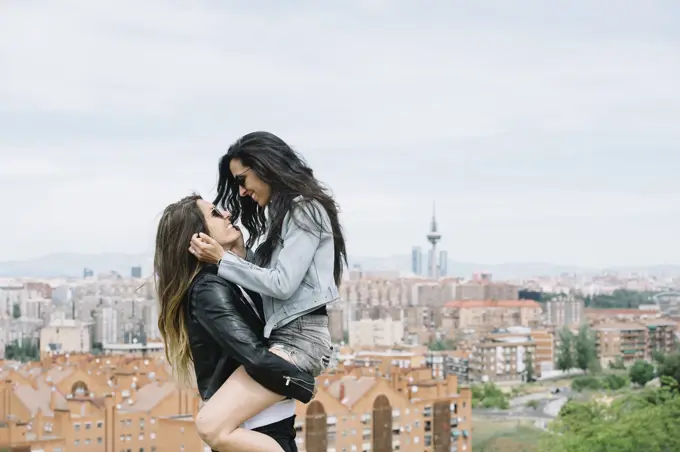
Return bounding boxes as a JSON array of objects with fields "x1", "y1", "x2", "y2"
[{"x1": 154, "y1": 194, "x2": 207, "y2": 386}]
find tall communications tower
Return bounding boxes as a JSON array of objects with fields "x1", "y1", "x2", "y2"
[{"x1": 427, "y1": 202, "x2": 442, "y2": 278}]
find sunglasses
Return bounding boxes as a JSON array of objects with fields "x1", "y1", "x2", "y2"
[{"x1": 234, "y1": 168, "x2": 250, "y2": 188}]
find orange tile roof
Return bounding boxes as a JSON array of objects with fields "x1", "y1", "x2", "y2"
[
  {"x1": 444, "y1": 300, "x2": 541, "y2": 309},
  {"x1": 327, "y1": 376, "x2": 376, "y2": 408},
  {"x1": 119, "y1": 381, "x2": 176, "y2": 413}
]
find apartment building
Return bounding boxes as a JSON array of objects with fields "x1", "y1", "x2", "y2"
[
  {"x1": 591, "y1": 318, "x2": 678, "y2": 366},
  {"x1": 443, "y1": 300, "x2": 543, "y2": 333},
  {"x1": 1, "y1": 349, "x2": 470, "y2": 452},
  {"x1": 469, "y1": 329, "x2": 538, "y2": 382},
  {"x1": 338, "y1": 347, "x2": 430, "y2": 380},
  {"x1": 529, "y1": 329, "x2": 554, "y2": 376},
  {"x1": 642, "y1": 318, "x2": 677, "y2": 356},
  {"x1": 424, "y1": 350, "x2": 471, "y2": 385},
  {"x1": 294, "y1": 367, "x2": 472, "y2": 452},
  {"x1": 592, "y1": 322, "x2": 647, "y2": 366},
  {"x1": 39, "y1": 318, "x2": 91, "y2": 356},
  {"x1": 452, "y1": 273, "x2": 519, "y2": 302},
  {"x1": 0, "y1": 353, "x2": 195, "y2": 452},
  {"x1": 328, "y1": 306, "x2": 346, "y2": 343},
  {"x1": 586, "y1": 308, "x2": 661, "y2": 323},
  {"x1": 545, "y1": 295, "x2": 584, "y2": 327},
  {"x1": 349, "y1": 317, "x2": 405, "y2": 347}
]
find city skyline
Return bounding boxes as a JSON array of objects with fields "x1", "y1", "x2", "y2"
[
  {"x1": 3, "y1": 3, "x2": 680, "y2": 451},
  {"x1": 1, "y1": 0, "x2": 679, "y2": 266}
]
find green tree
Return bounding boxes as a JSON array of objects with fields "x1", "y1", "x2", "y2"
[
  {"x1": 658, "y1": 351, "x2": 680, "y2": 387},
  {"x1": 12, "y1": 302, "x2": 21, "y2": 319},
  {"x1": 556, "y1": 399, "x2": 606, "y2": 430},
  {"x1": 428, "y1": 339, "x2": 457, "y2": 351},
  {"x1": 602, "y1": 373, "x2": 629, "y2": 390},
  {"x1": 571, "y1": 375, "x2": 603, "y2": 392},
  {"x1": 629, "y1": 360, "x2": 655, "y2": 387},
  {"x1": 575, "y1": 324, "x2": 597, "y2": 373},
  {"x1": 541, "y1": 384, "x2": 680, "y2": 451},
  {"x1": 556, "y1": 327, "x2": 574, "y2": 372},
  {"x1": 4, "y1": 337, "x2": 39, "y2": 363},
  {"x1": 471, "y1": 382, "x2": 509, "y2": 410},
  {"x1": 652, "y1": 350, "x2": 666, "y2": 364},
  {"x1": 582, "y1": 289, "x2": 660, "y2": 310},
  {"x1": 524, "y1": 351, "x2": 535, "y2": 382},
  {"x1": 608, "y1": 356, "x2": 626, "y2": 370}
]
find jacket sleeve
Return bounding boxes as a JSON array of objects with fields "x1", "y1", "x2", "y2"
[
  {"x1": 192, "y1": 276, "x2": 316, "y2": 403},
  {"x1": 218, "y1": 200, "x2": 324, "y2": 299}
]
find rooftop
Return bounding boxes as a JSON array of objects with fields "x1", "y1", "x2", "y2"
[{"x1": 445, "y1": 299, "x2": 541, "y2": 309}]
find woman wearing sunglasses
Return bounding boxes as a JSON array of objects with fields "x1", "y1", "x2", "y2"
[{"x1": 189, "y1": 131, "x2": 347, "y2": 452}]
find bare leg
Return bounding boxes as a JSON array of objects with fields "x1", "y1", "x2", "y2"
[{"x1": 195, "y1": 366, "x2": 285, "y2": 452}]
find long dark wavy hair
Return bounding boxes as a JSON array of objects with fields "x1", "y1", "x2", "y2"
[{"x1": 213, "y1": 131, "x2": 347, "y2": 286}]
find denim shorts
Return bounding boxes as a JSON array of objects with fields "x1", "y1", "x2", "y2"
[{"x1": 268, "y1": 314, "x2": 332, "y2": 377}]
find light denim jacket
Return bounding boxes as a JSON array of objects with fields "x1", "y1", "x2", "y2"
[{"x1": 218, "y1": 196, "x2": 339, "y2": 338}]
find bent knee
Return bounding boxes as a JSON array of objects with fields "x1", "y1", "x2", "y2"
[
  {"x1": 194, "y1": 410, "x2": 215, "y2": 442},
  {"x1": 195, "y1": 407, "x2": 238, "y2": 446}
]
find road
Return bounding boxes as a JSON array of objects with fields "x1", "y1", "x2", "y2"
[
  {"x1": 543, "y1": 396, "x2": 568, "y2": 417},
  {"x1": 473, "y1": 388, "x2": 570, "y2": 428}
]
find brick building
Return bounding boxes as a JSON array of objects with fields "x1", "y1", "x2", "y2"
[{"x1": 1, "y1": 349, "x2": 471, "y2": 452}]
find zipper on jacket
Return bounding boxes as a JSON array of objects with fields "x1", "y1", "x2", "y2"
[{"x1": 283, "y1": 375, "x2": 314, "y2": 394}]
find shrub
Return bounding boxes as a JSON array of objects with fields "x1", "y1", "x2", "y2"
[{"x1": 571, "y1": 375, "x2": 603, "y2": 392}]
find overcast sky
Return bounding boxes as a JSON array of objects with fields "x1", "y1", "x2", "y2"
[{"x1": 1, "y1": 0, "x2": 679, "y2": 266}]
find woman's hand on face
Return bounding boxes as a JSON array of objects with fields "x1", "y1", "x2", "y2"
[{"x1": 189, "y1": 233, "x2": 225, "y2": 264}]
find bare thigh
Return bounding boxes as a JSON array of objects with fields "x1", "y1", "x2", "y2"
[{"x1": 197, "y1": 366, "x2": 285, "y2": 431}]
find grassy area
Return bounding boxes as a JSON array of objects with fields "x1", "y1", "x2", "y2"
[
  {"x1": 472, "y1": 419, "x2": 544, "y2": 452},
  {"x1": 506, "y1": 377, "x2": 578, "y2": 397}
]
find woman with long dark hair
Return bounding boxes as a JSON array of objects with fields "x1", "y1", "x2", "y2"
[{"x1": 189, "y1": 131, "x2": 347, "y2": 451}]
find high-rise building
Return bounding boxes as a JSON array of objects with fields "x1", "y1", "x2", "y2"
[
  {"x1": 409, "y1": 202, "x2": 449, "y2": 279},
  {"x1": 100, "y1": 306, "x2": 118, "y2": 345},
  {"x1": 83, "y1": 268, "x2": 94, "y2": 278},
  {"x1": 546, "y1": 295, "x2": 584, "y2": 327},
  {"x1": 411, "y1": 246, "x2": 423, "y2": 275},
  {"x1": 142, "y1": 303, "x2": 160, "y2": 340},
  {"x1": 439, "y1": 250, "x2": 448, "y2": 277},
  {"x1": 426, "y1": 202, "x2": 442, "y2": 278},
  {"x1": 131, "y1": 266, "x2": 142, "y2": 278}
]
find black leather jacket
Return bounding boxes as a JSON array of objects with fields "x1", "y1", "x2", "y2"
[{"x1": 185, "y1": 266, "x2": 315, "y2": 403}]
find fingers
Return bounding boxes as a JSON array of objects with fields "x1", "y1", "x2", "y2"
[
  {"x1": 198, "y1": 232, "x2": 219, "y2": 246},
  {"x1": 190, "y1": 233, "x2": 211, "y2": 248},
  {"x1": 189, "y1": 233, "x2": 211, "y2": 256}
]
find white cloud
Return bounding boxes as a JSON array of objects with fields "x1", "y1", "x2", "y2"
[
  {"x1": 0, "y1": 156, "x2": 65, "y2": 179},
  {"x1": 0, "y1": 0, "x2": 679, "y2": 266}
]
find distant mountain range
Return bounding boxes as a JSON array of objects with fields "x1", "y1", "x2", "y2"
[
  {"x1": 0, "y1": 253, "x2": 153, "y2": 278},
  {"x1": 348, "y1": 255, "x2": 595, "y2": 279},
  {"x1": 0, "y1": 252, "x2": 679, "y2": 280},
  {"x1": 349, "y1": 256, "x2": 680, "y2": 279}
]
